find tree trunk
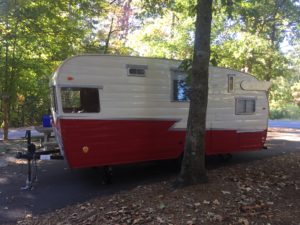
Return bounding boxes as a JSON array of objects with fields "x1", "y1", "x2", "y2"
[
  {"x1": 176, "y1": 0, "x2": 213, "y2": 187},
  {"x1": 104, "y1": 17, "x2": 114, "y2": 54},
  {"x1": 2, "y1": 95, "x2": 9, "y2": 141}
]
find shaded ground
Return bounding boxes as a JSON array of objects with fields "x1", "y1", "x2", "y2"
[
  {"x1": 20, "y1": 152, "x2": 300, "y2": 225},
  {"x1": 0, "y1": 127, "x2": 299, "y2": 225}
]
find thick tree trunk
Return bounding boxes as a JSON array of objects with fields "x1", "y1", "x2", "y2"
[
  {"x1": 176, "y1": 0, "x2": 213, "y2": 187},
  {"x1": 2, "y1": 95, "x2": 9, "y2": 141}
]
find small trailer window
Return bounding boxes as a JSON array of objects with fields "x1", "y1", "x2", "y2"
[
  {"x1": 173, "y1": 79, "x2": 190, "y2": 102},
  {"x1": 235, "y1": 98, "x2": 256, "y2": 115},
  {"x1": 228, "y1": 74, "x2": 235, "y2": 92},
  {"x1": 126, "y1": 64, "x2": 148, "y2": 77},
  {"x1": 171, "y1": 70, "x2": 190, "y2": 102},
  {"x1": 51, "y1": 87, "x2": 58, "y2": 112},
  {"x1": 61, "y1": 87, "x2": 100, "y2": 113}
]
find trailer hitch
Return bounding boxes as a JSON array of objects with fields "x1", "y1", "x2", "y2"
[
  {"x1": 15, "y1": 130, "x2": 37, "y2": 190},
  {"x1": 16, "y1": 130, "x2": 63, "y2": 190}
]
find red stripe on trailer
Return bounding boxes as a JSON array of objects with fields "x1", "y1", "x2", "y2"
[{"x1": 58, "y1": 119, "x2": 267, "y2": 169}]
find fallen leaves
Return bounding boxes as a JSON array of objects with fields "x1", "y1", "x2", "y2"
[
  {"x1": 221, "y1": 190, "x2": 231, "y2": 195},
  {"x1": 212, "y1": 199, "x2": 220, "y2": 205},
  {"x1": 238, "y1": 217, "x2": 250, "y2": 225},
  {"x1": 239, "y1": 200, "x2": 269, "y2": 215},
  {"x1": 18, "y1": 152, "x2": 300, "y2": 225},
  {"x1": 203, "y1": 200, "x2": 210, "y2": 205}
]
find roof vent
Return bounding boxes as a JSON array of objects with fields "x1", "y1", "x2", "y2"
[{"x1": 126, "y1": 64, "x2": 148, "y2": 77}]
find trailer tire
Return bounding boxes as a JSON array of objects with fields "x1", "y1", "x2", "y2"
[
  {"x1": 218, "y1": 154, "x2": 232, "y2": 162},
  {"x1": 173, "y1": 153, "x2": 183, "y2": 171},
  {"x1": 102, "y1": 166, "x2": 113, "y2": 185}
]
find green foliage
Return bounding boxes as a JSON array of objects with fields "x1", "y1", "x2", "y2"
[
  {"x1": 0, "y1": 0, "x2": 107, "y2": 127},
  {"x1": 136, "y1": 0, "x2": 195, "y2": 18},
  {"x1": 269, "y1": 75, "x2": 300, "y2": 119},
  {"x1": 1, "y1": 0, "x2": 300, "y2": 129},
  {"x1": 235, "y1": 0, "x2": 300, "y2": 45},
  {"x1": 291, "y1": 81, "x2": 300, "y2": 106},
  {"x1": 126, "y1": 0, "x2": 300, "y2": 118},
  {"x1": 127, "y1": 0, "x2": 196, "y2": 59},
  {"x1": 127, "y1": 11, "x2": 194, "y2": 59},
  {"x1": 269, "y1": 76, "x2": 294, "y2": 109},
  {"x1": 212, "y1": 32, "x2": 291, "y2": 80},
  {"x1": 270, "y1": 103, "x2": 300, "y2": 120}
]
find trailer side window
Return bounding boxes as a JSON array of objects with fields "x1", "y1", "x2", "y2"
[
  {"x1": 61, "y1": 87, "x2": 100, "y2": 113},
  {"x1": 235, "y1": 98, "x2": 256, "y2": 115},
  {"x1": 51, "y1": 87, "x2": 58, "y2": 112},
  {"x1": 171, "y1": 70, "x2": 190, "y2": 102},
  {"x1": 126, "y1": 64, "x2": 148, "y2": 77},
  {"x1": 228, "y1": 74, "x2": 235, "y2": 92}
]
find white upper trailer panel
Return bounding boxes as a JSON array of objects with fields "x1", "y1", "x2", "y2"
[{"x1": 51, "y1": 55, "x2": 271, "y2": 131}]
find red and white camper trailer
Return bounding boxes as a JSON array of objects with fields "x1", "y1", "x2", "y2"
[{"x1": 50, "y1": 55, "x2": 271, "y2": 169}]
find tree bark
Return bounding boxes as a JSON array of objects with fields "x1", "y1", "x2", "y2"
[
  {"x1": 2, "y1": 12, "x2": 10, "y2": 141},
  {"x1": 176, "y1": 0, "x2": 213, "y2": 187},
  {"x1": 104, "y1": 17, "x2": 114, "y2": 54},
  {"x1": 2, "y1": 95, "x2": 9, "y2": 141}
]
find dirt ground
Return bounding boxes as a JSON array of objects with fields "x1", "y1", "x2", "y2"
[{"x1": 1, "y1": 128, "x2": 300, "y2": 225}]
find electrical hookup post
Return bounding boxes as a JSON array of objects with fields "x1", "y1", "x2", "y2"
[{"x1": 16, "y1": 129, "x2": 63, "y2": 190}]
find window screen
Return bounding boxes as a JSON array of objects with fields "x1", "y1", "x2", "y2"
[
  {"x1": 61, "y1": 87, "x2": 100, "y2": 113},
  {"x1": 235, "y1": 98, "x2": 256, "y2": 115}
]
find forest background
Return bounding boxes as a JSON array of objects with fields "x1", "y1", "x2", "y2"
[{"x1": 1, "y1": 0, "x2": 300, "y2": 131}]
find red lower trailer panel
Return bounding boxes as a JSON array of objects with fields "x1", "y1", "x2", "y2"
[{"x1": 58, "y1": 119, "x2": 267, "y2": 168}]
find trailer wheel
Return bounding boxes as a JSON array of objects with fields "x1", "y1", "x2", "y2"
[
  {"x1": 102, "y1": 166, "x2": 113, "y2": 185},
  {"x1": 173, "y1": 153, "x2": 184, "y2": 172},
  {"x1": 218, "y1": 154, "x2": 232, "y2": 162}
]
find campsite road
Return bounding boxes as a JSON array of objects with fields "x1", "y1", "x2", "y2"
[
  {"x1": 0, "y1": 125, "x2": 300, "y2": 224},
  {"x1": 268, "y1": 120, "x2": 300, "y2": 129}
]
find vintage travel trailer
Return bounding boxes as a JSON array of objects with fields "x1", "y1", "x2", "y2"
[{"x1": 50, "y1": 55, "x2": 271, "y2": 169}]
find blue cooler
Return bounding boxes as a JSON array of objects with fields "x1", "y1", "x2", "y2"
[{"x1": 42, "y1": 115, "x2": 52, "y2": 127}]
